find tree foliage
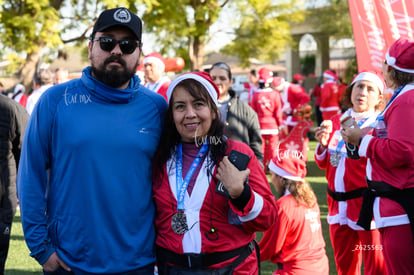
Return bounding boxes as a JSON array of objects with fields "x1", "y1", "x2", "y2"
[
  {"x1": 0, "y1": 0, "x2": 136, "y2": 87},
  {"x1": 0, "y1": 0, "x2": 353, "y2": 86},
  {"x1": 305, "y1": 0, "x2": 352, "y2": 38},
  {"x1": 222, "y1": 0, "x2": 305, "y2": 67},
  {"x1": 136, "y1": 0, "x2": 223, "y2": 70}
]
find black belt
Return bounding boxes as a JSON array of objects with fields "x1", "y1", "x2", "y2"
[
  {"x1": 327, "y1": 187, "x2": 367, "y2": 201},
  {"x1": 156, "y1": 240, "x2": 256, "y2": 269},
  {"x1": 357, "y1": 179, "x2": 414, "y2": 243}
]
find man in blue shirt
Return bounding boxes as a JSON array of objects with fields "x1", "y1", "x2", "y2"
[{"x1": 18, "y1": 7, "x2": 167, "y2": 274}]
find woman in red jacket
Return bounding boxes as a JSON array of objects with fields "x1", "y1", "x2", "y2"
[
  {"x1": 153, "y1": 71, "x2": 277, "y2": 274},
  {"x1": 315, "y1": 71, "x2": 387, "y2": 275},
  {"x1": 342, "y1": 38, "x2": 414, "y2": 275},
  {"x1": 259, "y1": 154, "x2": 329, "y2": 275}
]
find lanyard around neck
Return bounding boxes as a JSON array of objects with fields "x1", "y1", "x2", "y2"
[
  {"x1": 378, "y1": 84, "x2": 406, "y2": 120},
  {"x1": 175, "y1": 141, "x2": 209, "y2": 210}
]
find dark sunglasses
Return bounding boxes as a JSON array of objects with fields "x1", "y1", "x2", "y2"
[{"x1": 92, "y1": 37, "x2": 140, "y2": 54}]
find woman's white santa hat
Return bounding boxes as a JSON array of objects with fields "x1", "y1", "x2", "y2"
[
  {"x1": 385, "y1": 37, "x2": 414, "y2": 73},
  {"x1": 143, "y1": 52, "x2": 165, "y2": 72},
  {"x1": 166, "y1": 71, "x2": 220, "y2": 105},
  {"x1": 323, "y1": 69, "x2": 338, "y2": 81},
  {"x1": 268, "y1": 155, "x2": 307, "y2": 182},
  {"x1": 350, "y1": 71, "x2": 385, "y2": 94}
]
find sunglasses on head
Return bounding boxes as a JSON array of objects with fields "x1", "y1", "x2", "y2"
[{"x1": 92, "y1": 37, "x2": 141, "y2": 54}]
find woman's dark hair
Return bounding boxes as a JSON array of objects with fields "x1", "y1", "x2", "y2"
[
  {"x1": 210, "y1": 62, "x2": 232, "y2": 80},
  {"x1": 154, "y1": 79, "x2": 228, "y2": 183},
  {"x1": 389, "y1": 67, "x2": 414, "y2": 88}
]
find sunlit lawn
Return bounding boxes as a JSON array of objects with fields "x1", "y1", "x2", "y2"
[{"x1": 7, "y1": 141, "x2": 337, "y2": 274}]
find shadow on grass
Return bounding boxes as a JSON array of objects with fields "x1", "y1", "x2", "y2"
[
  {"x1": 5, "y1": 270, "x2": 41, "y2": 275},
  {"x1": 11, "y1": 235, "x2": 25, "y2": 241}
]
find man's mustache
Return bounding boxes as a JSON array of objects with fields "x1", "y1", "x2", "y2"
[{"x1": 104, "y1": 56, "x2": 126, "y2": 67}]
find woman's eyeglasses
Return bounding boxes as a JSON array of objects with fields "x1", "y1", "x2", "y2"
[{"x1": 92, "y1": 37, "x2": 141, "y2": 54}]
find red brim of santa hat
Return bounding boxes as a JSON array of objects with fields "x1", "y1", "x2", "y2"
[
  {"x1": 385, "y1": 37, "x2": 414, "y2": 74},
  {"x1": 350, "y1": 71, "x2": 385, "y2": 94},
  {"x1": 258, "y1": 67, "x2": 273, "y2": 84},
  {"x1": 294, "y1": 73, "x2": 305, "y2": 81},
  {"x1": 268, "y1": 156, "x2": 306, "y2": 182},
  {"x1": 167, "y1": 71, "x2": 219, "y2": 105}
]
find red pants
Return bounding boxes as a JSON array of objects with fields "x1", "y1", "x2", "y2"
[
  {"x1": 329, "y1": 224, "x2": 386, "y2": 275},
  {"x1": 261, "y1": 134, "x2": 278, "y2": 173},
  {"x1": 380, "y1": 224, "x2": 414, "y2": 275}
]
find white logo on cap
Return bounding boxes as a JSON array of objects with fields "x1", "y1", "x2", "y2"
[{"x1": 113, "y1": 9, "x2": 131, "y2": 23}]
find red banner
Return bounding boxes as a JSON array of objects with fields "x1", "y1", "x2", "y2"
[{"x1": 348, "y1": 0, "x2": 414, "y2": 73}]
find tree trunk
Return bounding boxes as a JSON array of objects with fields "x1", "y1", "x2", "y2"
[
  {"x1": 18, "y1": 50, "x2": 42, "y2": 93},
  {"x1": 189, "y1": 36, "x2": 205, "y2": 71}
]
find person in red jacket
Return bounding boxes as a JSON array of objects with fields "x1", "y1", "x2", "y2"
[
  {"x1": 143, "y1": 52, "x2": 171, "y2": 101},
  {"x1": 274, "y1": 76, "x2": 310, "y2": 132},
  {"x1": 342, "y1": 38, "x2": 414, "y2": 275},
  {"x1": 292, "y1": 73, "x2": 306, "y2": 94},
  {"x1": 320, "y1": 69, "x2": 341, "y2": 120},
  {"x1": 250, "y1": 67, "x2": 284, "y2": 172},
  {"x1": 260, "y1": 154, "x2": 329, "y2": 275},
  {"x1": 153, "y1": 71, "x2": 277, "y2": 274},
  {"x1": 315, "y1": 71, "x2": 387, "y2": 275}
]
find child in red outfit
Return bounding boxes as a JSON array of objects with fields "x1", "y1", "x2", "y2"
[{"x1": 259, "y1": 155, "x2": 329, "y2": 275}]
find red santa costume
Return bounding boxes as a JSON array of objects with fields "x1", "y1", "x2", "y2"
[
  {"x1": 320, "y1": 70, "x2": 341, "y2": 120},
  {"x1": 356, "y1": 38, "x2": 414, "y2": 275},
  {"x1": 153, "y1": 71, "x2": 277, "y2": 274},
  {"x1": 277, "y1": 78, "x2": 310, "y2": 131},
  {"x1": 260, "y1": 155, "x2": 329, "y2": 275},
  {"x1": 292, "y1": 73, "x2": 306, "y2": 94},
  {"x1": 11, "y1": 83, "x2": 28, "y2": 107},
  {"x1": 315, "y1": 71, "x2": 387, "y2": 275},
  {"x1": 143, "y1": 52, "x2": 171, "y2": 101},
  {"x1": 250, "y1": 68, "x2": 284, "y2": 171}
]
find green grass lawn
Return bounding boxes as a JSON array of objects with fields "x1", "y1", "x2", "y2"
[{"x1": 6, "y1": 141, "x2": 336, "y2": 274}]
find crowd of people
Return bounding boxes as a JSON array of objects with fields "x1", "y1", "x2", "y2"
[{"x1": 0, "y1": 5, "x2": 411, "y2": 275}]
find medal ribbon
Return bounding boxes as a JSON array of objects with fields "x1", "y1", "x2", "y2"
[{"x1": 176, "y1": 141, "x2": 209, "y2": 211}]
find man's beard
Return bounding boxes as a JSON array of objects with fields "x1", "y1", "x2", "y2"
[{"x1": 92, "y1": 56, "x2": 138, "y2": 88}]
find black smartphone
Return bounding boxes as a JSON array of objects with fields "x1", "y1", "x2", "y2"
[{"x1": 228, "y1": 150, "x2": 250, "y2": 171}]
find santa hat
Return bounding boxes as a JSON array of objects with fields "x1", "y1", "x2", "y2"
[
  {"x1": 258, "y1": 67, "x2": 274, "y2": 85},
  {"x1": 351, "y1": 71, "x2": 385, "y2": 94},
  {"x1": 13, "y1": 83, "x2": 26, "y2": 95},
  {"x1": 272, "y1": 77, "x2": 285, "y2": 90},
  {"x1": 385, "y1": 37, "x2": 414, "y2": 73},
  {"x1": 293, "y1": 73, "x2": 305, "y2": 81},
  {"x1": 143, "y1": 52, "x2": 165, "y2": 71},
  {"x1": 268, "y1": 155, "x2": 307, "y2": 182},
  {"x1": 323, "y1": 70, "x2": 338, "y2": 81},
  {"x1": 166, "y1": 71, "x2": 219, "y2": 105}
]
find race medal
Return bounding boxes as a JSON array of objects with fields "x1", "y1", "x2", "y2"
[
  {"x1": 330, "y1": 153, "x2": 340, "y2": 167},
  {"x1": 171, "y1": 211, "x2": 188, "y2": 235}
]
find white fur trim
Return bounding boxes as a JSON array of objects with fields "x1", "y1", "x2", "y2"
[
  {"x1": 239, "y1": 191, "x2": 263, "y2": 222},
  {"x1": 167, "y1": 74, "x2": 218, "y2": 105},
  {"x1": 143, "y1": 56, "x2": 165, "y2": 71},
  {"x1": 351, "y1": 72, "x2": 384, "y2": 93},
  {"x1": 386, "y1": 51, "x2": 414, "y2": 73},
  {"x1": 268, "y1": 160, "x2": 304, "y2": 182}
]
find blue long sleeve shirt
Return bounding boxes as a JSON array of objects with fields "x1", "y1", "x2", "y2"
[{"x1": 17, "y1": 67, "x2": 167, "y2": 273}]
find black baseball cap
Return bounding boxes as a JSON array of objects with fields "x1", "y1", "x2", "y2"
[{"x1": 92, "y1": 7, "x2": 142, "y2": 41}]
